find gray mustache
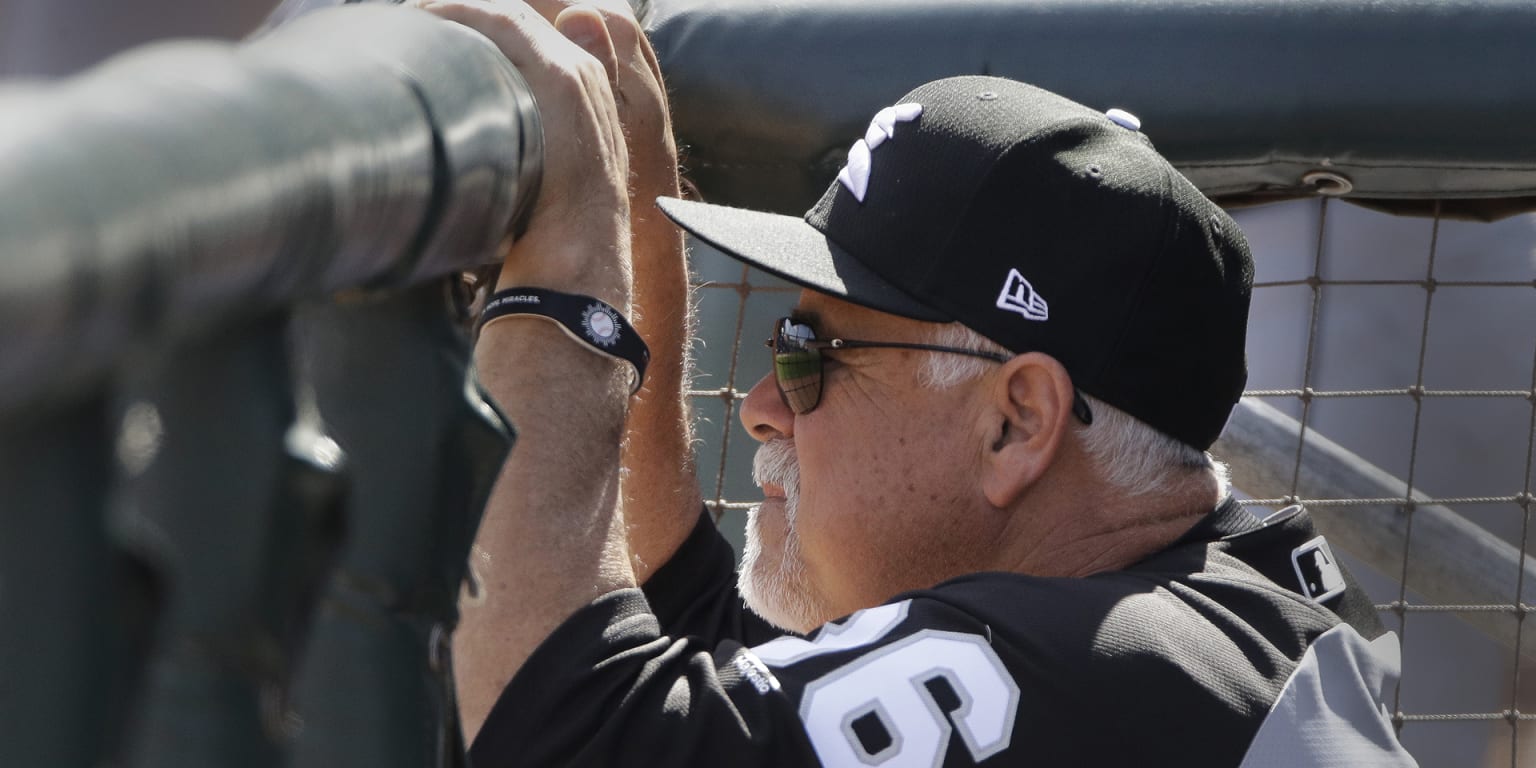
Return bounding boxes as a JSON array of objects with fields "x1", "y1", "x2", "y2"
[{"x1": 752, "y1": 438, "x2": 800, "y2": 503}]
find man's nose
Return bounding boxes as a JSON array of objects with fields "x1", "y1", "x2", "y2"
[{"x1": 740, "y1": 373, "x2": 794, "y2": 442}]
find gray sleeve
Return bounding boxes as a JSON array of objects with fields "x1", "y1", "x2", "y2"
[{"x1": 1239, "y1": 626, "x2": 1419, "y2": 767}]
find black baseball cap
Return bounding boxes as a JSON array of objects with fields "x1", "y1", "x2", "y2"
[{"x1": 658, "y1": 76, "x2": 1252, "y2": 450}]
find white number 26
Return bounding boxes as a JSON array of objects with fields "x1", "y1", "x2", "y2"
[{"x1": 751, "y1": 602, "x2": 1021, "y2": 767}]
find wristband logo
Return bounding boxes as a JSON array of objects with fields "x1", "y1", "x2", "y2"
[{"x1": 581, "y1": 303, "x2": 622, "y2": 348}]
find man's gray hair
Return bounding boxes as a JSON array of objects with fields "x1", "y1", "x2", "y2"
[{"x1": 919, "y1": 324, "x2": 1229, "y2": 497}]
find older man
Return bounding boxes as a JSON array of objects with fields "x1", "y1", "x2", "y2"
[{"x1": 425, "y1": 0, "x2": 1419, "y2": 765}]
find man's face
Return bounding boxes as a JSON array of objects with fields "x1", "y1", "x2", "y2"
[{"x1": 738, "y1": 292, "x2": 1003, "y2": 633}]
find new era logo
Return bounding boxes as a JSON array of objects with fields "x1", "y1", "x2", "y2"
[{"x1": 996, "y1": 269, "x2": 1048, "y2": 321}]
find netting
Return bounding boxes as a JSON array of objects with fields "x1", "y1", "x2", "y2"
[{"x1": 686, "y1": 198, "x2": 1536, "y2": 767}]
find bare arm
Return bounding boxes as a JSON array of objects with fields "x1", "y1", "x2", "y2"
[
  {"x1": 610, "y1": 11, "x2": 701, "y2": 583},
  {"x1": 413, "y1": 0, "x2": 640, "y2": 739}
]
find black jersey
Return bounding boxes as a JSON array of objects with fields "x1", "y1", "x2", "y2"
[{"x1": 471, "y1": 498, "x2": 1418, "y2": 766}]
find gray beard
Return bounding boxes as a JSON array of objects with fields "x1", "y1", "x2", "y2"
[{"x1": 739, "y1": 439, "x2": 827, "y2": 634}]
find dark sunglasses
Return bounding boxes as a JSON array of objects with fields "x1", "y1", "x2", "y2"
[{"x1": 765, "y1": 316, "x2": 1094, "y2": 423}]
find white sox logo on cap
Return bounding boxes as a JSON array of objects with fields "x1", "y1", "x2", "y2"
[{"x1": 837, "y1": 103, "x2": 923, "y2": 202}]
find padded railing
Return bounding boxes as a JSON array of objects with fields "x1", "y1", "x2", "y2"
[
  {"x1": 0, "y1": 5, "x2": 537, "y2": 767},
  {"x1": 644, "y1": 0, "x2": 1536, "y2": 219}
]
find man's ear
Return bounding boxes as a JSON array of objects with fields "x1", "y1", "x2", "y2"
[{"x1": 981, "y1": 352, "x2": 1075, "y2": 508}]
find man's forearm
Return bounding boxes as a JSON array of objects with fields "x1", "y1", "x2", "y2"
[
  {"x1": 425, "y1": 0, "x2": 642, "y2": 736},
  {"x1": 456, "y1": 311, "x2": 637, "y2": 737},
  {"x1": 622, "y1": 188, "x2": 704, "y2": 582},
  {"x1": 602, "y1": 11, "x2": 705, "y2": 582}
]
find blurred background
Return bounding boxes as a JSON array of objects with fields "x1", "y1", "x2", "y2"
[{"x1": 0, "y1": 0, "x2": 276, "y2": 78}]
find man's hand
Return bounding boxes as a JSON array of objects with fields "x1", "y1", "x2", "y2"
[
  {"x1": 520, "y1": 0, "x2": 679, "y2": 205},
  {"x1": 419, "y1": 0, "x2": 634, "y2": 310}
]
